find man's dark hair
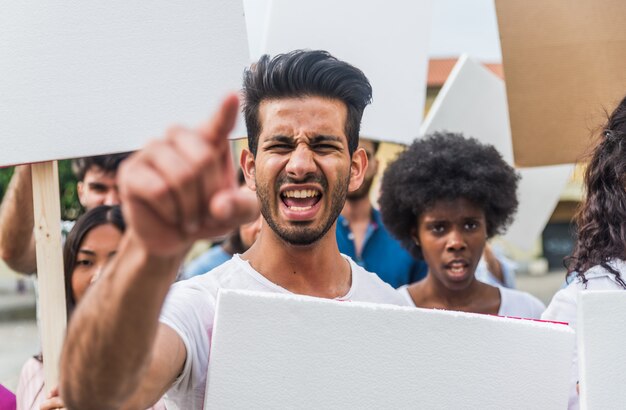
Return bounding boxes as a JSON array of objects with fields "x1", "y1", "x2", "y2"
[
  {"x1": 566, "y1": 95, "x2": 626, "y2": 287},
  {"x1": 71, "y1": 152, "x2": 132, "y2": 182},
  {"x1": 242, "y1": 50, "x2": 373, "y2": 157},
  {"x1": 379, "y1": 132, "x2": 519, "y2": 260}
]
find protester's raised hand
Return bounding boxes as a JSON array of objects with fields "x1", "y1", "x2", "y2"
[
  {"x1": 119, "y1": 94, "x2": 259, "y2": 256},
  {"x1": 40, "y1": 386, "x2": 66, "y2": 410}
]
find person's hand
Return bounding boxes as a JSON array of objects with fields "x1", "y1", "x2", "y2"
[
  {"x1": 40, "y1": 386, "x2": 66, "y2": 410},
  {"x1": 118, "y1": 94, "x2": 259, "y2": 257}
]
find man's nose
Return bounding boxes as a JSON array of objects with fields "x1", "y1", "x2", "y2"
[
  {"x1": 104, "y1": 189, "x2": 121, "y2": 206},
  {"x1": 285, "y1": 144, "x2": 316, "y2": 179}
]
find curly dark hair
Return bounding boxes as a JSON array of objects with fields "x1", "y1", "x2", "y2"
[
  {"x1": 242, "y1": 50, "x2": 372, "y2": 157},
  {"x1": 566, "y1": 95, "x2": 626, "y2": 288},
  {"x1": 379, "y1": 132, "x2": 520, "y2": 259}
]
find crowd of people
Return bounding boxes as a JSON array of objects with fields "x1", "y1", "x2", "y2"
[{"x1": 0, "y1": 49, "x2": 624, "y2": 409}]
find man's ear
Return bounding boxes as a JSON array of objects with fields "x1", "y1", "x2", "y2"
[
  {"x1": 240, "y1": 149, "x2": 257, "y2": 191},
  {"x1": 348, "y1": 147, "x2": 367, "y2": 193},
  {"x1": 76, "y1": 181, "x2": 86, "y2": 205}
]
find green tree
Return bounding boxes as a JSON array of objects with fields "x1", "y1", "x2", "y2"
[{"x1": 0, "y1": 160, "x2": 81, "y2": 220}]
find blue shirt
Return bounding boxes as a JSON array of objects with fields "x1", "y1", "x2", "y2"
[
  {"x1": 336, "y1": 209, "x2": 427, "y2": 288},
  {"x1": 182, "y1": 246, "x2": 232, "y2": 280}
]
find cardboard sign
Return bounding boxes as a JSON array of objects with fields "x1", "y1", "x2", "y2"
[
  {"x1": 258, "y1": 0, "x2": 432, "y2": 145},
  {"x1": 0, "y1": 0, "x2": 249, "y2": 167},
  {"x1": 495, "y1": 0, "x2": 626, "y2": 167},
  {"x1": 207, "y1": 289, "x2": 574, "y2": 409},
  {"x1": 420, "y1": 55, "x2": 573, "y2": 250},
  {"x1": 578, "y1": 290, "x2": 626, "y2": 409}
]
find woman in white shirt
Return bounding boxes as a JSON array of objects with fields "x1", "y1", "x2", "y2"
[
  {"x1": 379, "y1": 132, "x2": 544, "y2": 318},
  {"x1": 542, "y1": 95, "x2": 626, "y2": 409}
]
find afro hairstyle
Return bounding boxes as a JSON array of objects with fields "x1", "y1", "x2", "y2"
[{"x1": 379, "y1": 132, "x2": 520, "y2": 260}]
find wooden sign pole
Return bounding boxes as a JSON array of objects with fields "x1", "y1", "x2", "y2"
[{"x1": 31, "y1": 161, "x2": 67, "y2": 389}]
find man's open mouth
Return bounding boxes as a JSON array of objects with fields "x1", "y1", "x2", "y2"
[{"x1": 280, "y1": 189, "x2": 322, "y2": 211}]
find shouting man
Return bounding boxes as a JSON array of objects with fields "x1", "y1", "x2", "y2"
[{"x1": 60, "y1": 50, "x2": 407, "y2": 409}]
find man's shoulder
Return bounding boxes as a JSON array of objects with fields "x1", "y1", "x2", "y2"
[{"x1": 347, "y1": 257, "x2": 408, "y2": 306}]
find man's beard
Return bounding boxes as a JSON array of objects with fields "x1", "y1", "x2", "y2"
[
  {"x1": 256, "y1": 172, "x2": 349, "y2": 246},
  {"x1": 346, "y1": 174, "x2": 374, "y2": 201}
]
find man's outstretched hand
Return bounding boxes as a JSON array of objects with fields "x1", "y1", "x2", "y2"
[{"x1": 119, "y1": 94, "x2": 259, "y2": 256}]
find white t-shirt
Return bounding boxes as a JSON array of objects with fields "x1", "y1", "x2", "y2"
[
  {"x1": 397, "y1": 285, "x2": 545, "y2": 319},
  {"x1": 542, "y1": 260, "x2": 626, "y2": 410},
  {"x1": 159, "y1": 253, "x2": 408, "y2": 409}
]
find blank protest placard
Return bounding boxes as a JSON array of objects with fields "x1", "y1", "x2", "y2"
[
  {"x1": 259, "y1": 0, "x2": 433, "y2": 145},
  {"x1": 0, "y1": 0, "x2": 249, "y2": 167},
  {"x1": 578, "y1": 291, "x2": 626, "y2": 409},
  {"x1": 420, "y1": 55, "x2": 573, "y2": 251},
  {"x1": 207, "y1": 289, "x2": 574, "y2": 409},
  {"x1": 495, "y1": 0, "x2": 626, "y2": 167}
]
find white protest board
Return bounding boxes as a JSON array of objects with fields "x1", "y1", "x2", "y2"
[
  {"x1": 207, "y1": 289, "x2": 574, "y2": 409},
  {"x1": 0, "y1": 0, "x2": 249, "y2": 167},
  {"x1": 578, "y1": 290, "x2": 626, "y2": 409},
  {"x1": 429, "y1": 0, "x2": 502, "y2": 61},
  {"x1": 257, "y1": 0, "x2": 432, "y2": 145},
  {"x1": 243, "y1": 0, "x2": 272, "y2": 62},
  {"x1": 0, "y1": 0, "x2": 249, "y2": 389},
  {"x1": 420, "y1": 55, "x2": 573, "y2": 251}
]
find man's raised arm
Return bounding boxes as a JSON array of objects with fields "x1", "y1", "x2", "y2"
[
  {"x1": 60, "y1": 95, "x2": 259, "y2": 408},
  {"x1": 0, "y1": 165, "x2": 38, "y2": 274}
]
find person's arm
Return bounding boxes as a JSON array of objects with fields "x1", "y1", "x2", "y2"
[
  {"x1": 482, "y1": 244, "x2": 504, "y2": 285},
  {"x1": 60, "y1": 95, "x2": 259, "y2": 408},
  {"x1": 0, "y1": 165, "x2": 38, "y2": 274},
  {"x1": 40, "y1": 386, "x2": 65, "y2": 410}
]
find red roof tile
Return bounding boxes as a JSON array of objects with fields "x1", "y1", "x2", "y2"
[{"x1": 428, "y1": 58, "x2": 504, "y2": 87}]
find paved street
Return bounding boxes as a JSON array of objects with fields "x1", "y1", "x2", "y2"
[
  {"x1": 0, "y1": 263, "x2": 38, "y2": 393},
  {"x1": 517, "y1": 270, "x2": 566, "y2": 306},
  {"x1": 0, "y1": 320, "x2": 39, "y2": 393}
]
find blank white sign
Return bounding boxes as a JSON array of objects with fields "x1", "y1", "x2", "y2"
[
  {"x1": 420, "y1": 55, "x2": 573, "y2": 251},
  {"x1": 578, "y1": 290, "x2": 626, "y2": 410},
  {"x1": 0, "y1": 1, "x2": 249, "y2": 167},
  {"x1": 258, "y1": 0, "x2": 433, "y2": 145},
  {"x1": 207, "y1": 289, "x2": 574, "y2": 409}
]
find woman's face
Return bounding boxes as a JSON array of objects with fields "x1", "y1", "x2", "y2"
[
  {"x1": 72, "y1": 223, "x2": 123, "y2": 303},
  {"x1": 414, "y1": 198, "x2": 487, "y2": 291}
]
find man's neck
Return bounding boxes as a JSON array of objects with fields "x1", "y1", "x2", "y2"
[
  {"x1": 341, "y1": 196, "x2": 373, "y2": 223},
  {"x1": 242, "y1": 223, "x2": 351, "y2": 299}
]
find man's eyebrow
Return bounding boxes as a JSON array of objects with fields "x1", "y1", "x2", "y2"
[
  {"x1": 78, "y1": 249, "x2": 96, "y2": 256},
  {"x1": 310, "y1": 135, "x2": 342, "y2": 143},
  {"x1": 88, "y1": 182, "x2": 108, "y2": 188},
  {"x1": 265, "y1": 135, "x2": 294, "y2": 144}
]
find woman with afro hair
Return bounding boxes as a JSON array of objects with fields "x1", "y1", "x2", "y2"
[
  {"x1": 542, "y1": 95, "x2": 626, "y2": 410},
  {"x1": 379, "y1": 132, "x2": 544, "y2": 317}
]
